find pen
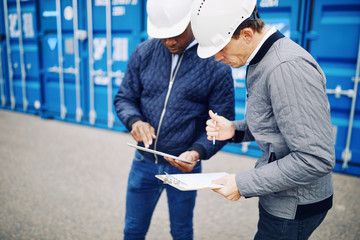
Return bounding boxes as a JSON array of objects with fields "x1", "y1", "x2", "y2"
[{"x1": 213, "y1": 113, "x2": 217, "y2": 145}]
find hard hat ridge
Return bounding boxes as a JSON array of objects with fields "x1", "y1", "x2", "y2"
[
  {"x1": 191, "y1": 0, "x2": 257, "y2": 58},
  {"x1": 147, "y1": 0, "x2": 194, "y2": 39}
]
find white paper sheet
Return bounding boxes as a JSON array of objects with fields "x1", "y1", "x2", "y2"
[{"x1": 156, "y1": 172, "x2": 229, "y2": 191}]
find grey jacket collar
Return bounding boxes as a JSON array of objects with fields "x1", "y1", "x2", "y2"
[{"x1": 249, "y1": 30, "x2": 285, "y2": 66}]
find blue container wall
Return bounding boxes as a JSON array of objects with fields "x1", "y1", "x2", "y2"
[
  {"x1": 0, "y1": 0, "x2": 359, "y2": 176},
  {"x1": 258, "y1": 0, "x2": 305, "y2": 43},
  {"x1": 90, "y1": 0, "x2": 143, "y2": 130},
  {"x1": 1, "y1": 0, "x2": 41, "y2": 114},
  {"x1": 36, "y1": 0, "x2": 143, "y2": 130},
  {"x1": 222, "y1": 0, "x2": 360, "y2": 177},
  {"x1": 304, "y1": 0, "x2": 360, "y2": 175},
  {"x1": 39, "y1": 0, "x2": 88, "y2": 123}
]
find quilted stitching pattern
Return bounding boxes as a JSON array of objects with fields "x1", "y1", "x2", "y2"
[{"x1": 114, "y1": 39, "x2": 235, "y2": 159}]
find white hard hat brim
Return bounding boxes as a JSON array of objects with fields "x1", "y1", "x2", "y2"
[
  {"x1": 197, "y1": 39, "x2": 230, "y2": 59},
  {"x1": 147, "y1": 12, "x2": 191, "y2": 39}
]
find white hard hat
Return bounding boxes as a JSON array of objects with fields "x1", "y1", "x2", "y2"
[
  {"x1": 191, "y1": 0, "x2": 257, "y2": 58},
  {"x1": 147, "y1": 0, "x2": 193, "y2": 39}
]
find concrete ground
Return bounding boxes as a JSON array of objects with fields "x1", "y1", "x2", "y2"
[{"x1": 0, "y1": 109, "x2": 359, "y2": 240}]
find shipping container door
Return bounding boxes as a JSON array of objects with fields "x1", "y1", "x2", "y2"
[
  {"x1": 258, "y1": 0, "x2": 305, "y2": 43},
  {"x1": 304, "y1": 0, "x2": 360, "y2": 176},
  {"x1": 88, "y1": 0, "x2": 143, "y2": 130},
  {"x1": 39, "y1": 0, "x2": 87, "y2": 123},
  {"x1": 2, "y1": 0, "x2": 41, "y2": 114}
]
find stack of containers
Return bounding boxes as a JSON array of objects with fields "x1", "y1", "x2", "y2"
[{"x1": 37, "y1": 0, "x2": 144, "y2": 131}]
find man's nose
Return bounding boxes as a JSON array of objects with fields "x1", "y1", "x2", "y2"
[{"x1": 165, "y1": 38, "x2": 177, "y2": 46}]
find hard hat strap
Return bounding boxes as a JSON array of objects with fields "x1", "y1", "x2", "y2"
[
  {"x1": 239, "y1": 9, "x2": 261, "y2": 29},
  {"x1": 248, "y1": 9, "x2": 261, "y2": 21}
]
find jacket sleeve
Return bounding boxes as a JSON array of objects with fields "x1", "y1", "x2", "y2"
[
  {"x1": 114, "y1": 46, "x2": 144, "y2": 131},
  {"x1": 189, "y1": 64, "x2": 235, "y2": 160},
  {"x1": 236, "y1": 60, "x2": 335, "y2": 197}
]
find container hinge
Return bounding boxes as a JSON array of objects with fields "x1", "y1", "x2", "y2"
[
  {"x1": 11, "y1": 96, "x2": 16, "y2": 109},
  {"x1": 76, "y1": 107, "x2": 83, "y2": 122},
  {"x1": 108, "y1": 112, "x2": 114, "y2": 129},
  {"x1": 342, "y1": 149, "x2": 352, "y2": 169},
  {"x1": 89, "y1": 109, "x2": 97, "y2": 125},
  {"x1": 1, "y1": 95, "x2": 5, "y2": 106},
  {"x1": 241, "y1": 142, "x2": 250, "y2": 153},
  {"x1": 23, "y1": 98, "x2": 28, "y2": 111},
  {"x1": 61, "y1": 105, "x2": 67, "y2": 119}
]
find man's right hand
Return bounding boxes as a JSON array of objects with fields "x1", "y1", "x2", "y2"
[
  {"x1": 206, "y1": 110, "x2": 235, "y2": 141},
  {"x1": 131, "y1": 120, "x2": 156, "y2": 148}
]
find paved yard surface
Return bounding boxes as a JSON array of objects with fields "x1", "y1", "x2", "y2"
[{"x1": 1, "y1": 110, "x2": 359, "y2": 240}]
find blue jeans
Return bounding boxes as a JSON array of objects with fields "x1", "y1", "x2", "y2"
[
  {"x1": 254, "y1": 203, "x2": 328, "y2": 240},
  {"x1": 124, "y1": 150, "x2": 201, "y2": 240}
]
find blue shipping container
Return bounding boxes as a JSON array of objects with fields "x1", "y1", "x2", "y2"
[
  {"x1": 0, "y1": 0, "x2": 359, "y2": 176},
  {"x1": 39, "y1": 0, "x2": 88, "y2": 123},
  {"x1": 87, "y1": 0, "x2": 144, "y2": 130},
  {"x1": 304, "y1": 0, "x2": 360, "y2": 176},
  {"x1": 1, "y1": 0, "x2": 41, "y2": 114}
]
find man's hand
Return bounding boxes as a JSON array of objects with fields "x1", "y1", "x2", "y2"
[
  {"x1": 206, "y1": 110, "x2": 235, "y2": 141},
  {"x1": 164, "y1": 150, "x2": 199, "y2": 173},
  {"x1": 131, "y1": 120, "x2": 156, "y2": 148},
  {"x1": 212, "y1": 174, "x2": 242, "y2": 201}
]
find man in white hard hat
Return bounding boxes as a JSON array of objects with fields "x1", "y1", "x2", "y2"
[
  {"x1": 114, "y1": 0, "x2": 235, "y2": 239},
  {"x1": 191, "y1": 0, "x2": 335, "y2": 239}
]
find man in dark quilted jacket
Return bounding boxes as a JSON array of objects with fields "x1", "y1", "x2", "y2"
[{"x1": 113, "y1": 0, "x2": 234, "y2": 239}]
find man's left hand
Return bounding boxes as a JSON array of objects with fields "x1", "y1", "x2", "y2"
[
  {"x1": 164, "y1": 150, "x2": 199, "y2": 173},
  {"x1": 212, "y1": 174, "x2": 242, "y2": 201}
]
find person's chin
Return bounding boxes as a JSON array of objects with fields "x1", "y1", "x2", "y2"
[
  {"x1": 228, "y1": 62, "x2": 241, "y2": 68},
  {"x1": 222, "y1": 61, "x2": 232, "y2": 66}
]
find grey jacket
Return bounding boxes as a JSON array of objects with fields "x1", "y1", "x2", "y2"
[{"x1": 234, "y1": 31, "x2": 335, "y2": 219}]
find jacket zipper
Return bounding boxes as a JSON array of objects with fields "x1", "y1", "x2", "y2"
[{"x1": 153, "y1": 54, "x2": 184, "y2": 163}]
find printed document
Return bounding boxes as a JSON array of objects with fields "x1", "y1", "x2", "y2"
[{"x1": 156, "y1": 172, "x2": 228, "y2": 191}]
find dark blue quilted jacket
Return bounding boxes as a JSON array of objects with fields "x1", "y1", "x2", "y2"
[{"x1": 114, "y1": 39, "x2": 235, "y2": 162}]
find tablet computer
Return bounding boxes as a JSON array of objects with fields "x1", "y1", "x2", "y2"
[{"x1": 127, "y1": 143, "x2": 194, "y2": 164}]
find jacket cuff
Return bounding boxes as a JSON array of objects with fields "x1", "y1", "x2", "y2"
[
  {"x1": 126, "y1": 116, "x2": 143, "y2": 131},
  {"x1": 228, "y1": 130, "x2": 245, "y2": 143},
  {"x1": 235, "y1": 170, "x2": 255, "y2": 198},
  {"x1": 188, "y1": 144, "x2": 207, "y2": 160}
]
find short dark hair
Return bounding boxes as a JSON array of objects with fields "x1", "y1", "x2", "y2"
[{"x1": 232, "y1": 7, "x2": 264, "y2": 39}]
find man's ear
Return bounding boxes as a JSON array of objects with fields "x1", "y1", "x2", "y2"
[{"x1": 241, "y1": 28, "x2": 254, "y2": 44}]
